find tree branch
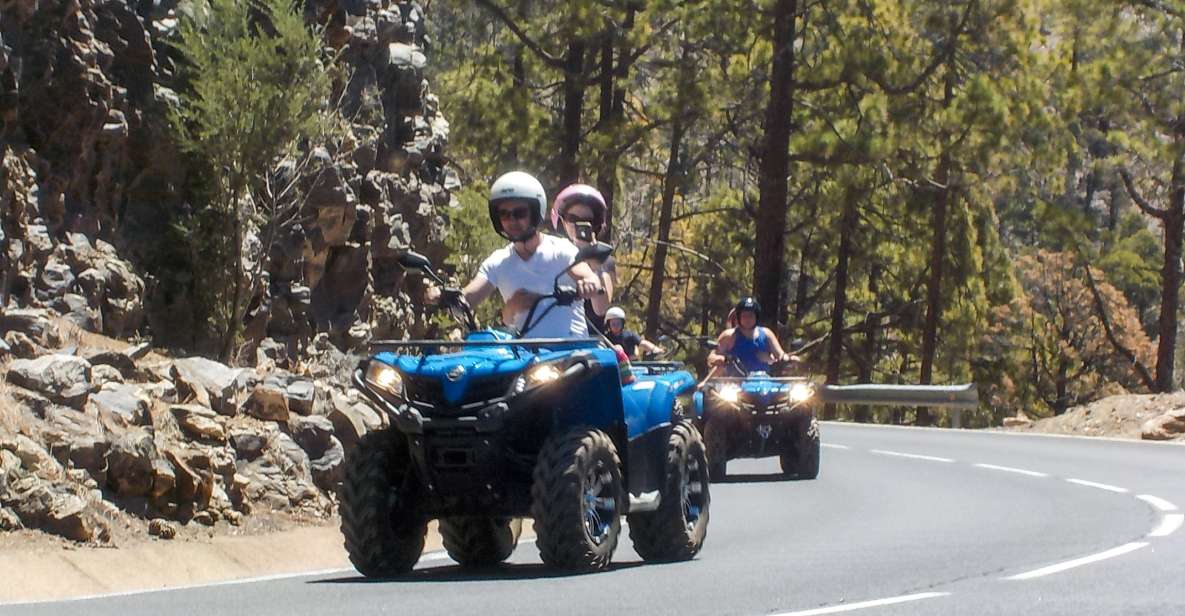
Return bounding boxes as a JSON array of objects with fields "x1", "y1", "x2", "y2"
[
  {"x1": 1081, "y1": 259, "x2": 1156, "y2": 390},
  {"x1": 472, "y1": 0, "x2": 566, "y2": 69},
  {"x1": 1119, "y1": 168, "x2": 1170, "y2": 219}
]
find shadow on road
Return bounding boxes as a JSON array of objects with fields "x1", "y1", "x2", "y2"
[
  {"x1": 310, "y1": 560, "x2": 647, "y2": 585},
  {"x1": 714, "y1": 473, "x2": 798, "y2": 484}
]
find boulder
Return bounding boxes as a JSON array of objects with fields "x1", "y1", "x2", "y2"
[
  {"x1": 172, "y1": 357, "x2": 241, "y2": 415},
  {"x1": 84, "y1": 349, "x2": 139, "y2": 379},
  {"x1": 229, "y1": 430, "x2": 267, "y2": 461},
  {"x1": 91, "y1": 382, "x2": 151, "y2": 426},
  {"x1": 244, "y1": 384, "x2": 289, "y2": 422},
  {"x1": 91, "y1": 364, "x2": 125, "y2": 387},
  {"x1": 171, "y1": 404, "x2": 227, "y2": 442},
  {"x1": 6, "y1": 354, "x2": 93, "y2": 408},
  {"x1": 291, "y1": 415, "x2": 335, "y2": 458},
  {"x1": 105, "y1": 429, "x2": 157, "y2": 497},
  {"x1": 0, "y1": 308, "x2": 57, "y2": 345},
  {"x1": 310, "y1": 436, "x2": 345, "y2": 491},
  {"x1": 1141, "y1": 414, "x2": 1185, "y2": 441}
]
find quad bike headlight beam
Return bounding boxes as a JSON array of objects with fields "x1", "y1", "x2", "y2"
[
  {"x1": 365, "y1": 361, "x2": 404, "y2": 398},
  {"x1": 528, "y1": 363, "x2": 562, "y2": 385},
  {"x1": 716, "y1": 384, "x2": 741, "y2": 403},
  {"x1": 788, "y1": 382, "x2": 814, "y2": 404}
]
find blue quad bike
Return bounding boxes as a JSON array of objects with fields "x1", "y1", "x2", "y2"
[
  {"x1": 696, "y1": 351, "x2": 820, "y2": 482},
  {"x1": 340, "y1": 243, "x2": 710, "y2": 575}
]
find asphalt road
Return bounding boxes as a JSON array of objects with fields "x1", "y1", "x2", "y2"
[{"x1": 7, "y1": 423, "x2": 1184, "y2": 616}]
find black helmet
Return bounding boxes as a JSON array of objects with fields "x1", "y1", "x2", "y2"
[{"x1": 735, "y1": 296, "x2": 761, "y2": 322}]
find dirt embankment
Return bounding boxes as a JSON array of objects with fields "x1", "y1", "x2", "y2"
[{"x1": 1002, "y1": 392, "x2": 1185, "y2": 441}]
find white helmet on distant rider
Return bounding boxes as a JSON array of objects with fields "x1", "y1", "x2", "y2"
[
  {"x1": 605, "y1": 306, "x2": 626, "y2": 323},
  {"x1": 488, "y1": 171, "x2": 547, "y2": 242}
]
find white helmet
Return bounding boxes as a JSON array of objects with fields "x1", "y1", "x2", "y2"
[
  {"x1": 488, "y1": 171, "x2": 547, "y2": 240},
  {"x1": 605, "y1": 306, "x2": 626, "y2": 322}
]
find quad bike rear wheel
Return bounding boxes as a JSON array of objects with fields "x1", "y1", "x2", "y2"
[
  {"x1": 628, "y1": 422, "x2": 711, "y2": 561},
  {"x1": 440, "y1": 517, "x2": 521, "y2": 567}
]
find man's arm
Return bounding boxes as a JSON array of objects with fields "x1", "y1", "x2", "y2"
[
  {"x1": 639, "y1": 337, "x2": 663, "y2": 356},
  {"x1": 707, "y1": 330, "x2": 735, "y2": 367},
  {"x1": 762, "y1": 327, "x2": 790, "y2": 362},
  {"x1": 462, "y1": 276, "x2": 497, "y2": 308},
  {"x1": 569, "y1": 261, "x2": 608, "y2": 315}
]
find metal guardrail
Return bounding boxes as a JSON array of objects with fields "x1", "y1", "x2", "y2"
[
  {"x1": 819, "y1": 383, "x2": 979, "y2": 409},
  {"x1": 819, "y1": 383, "x2": 979, "y2": 427}
]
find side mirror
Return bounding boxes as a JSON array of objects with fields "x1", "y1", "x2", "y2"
[
  {"x1": 398, "y1": 251, "x2": 433, "y2": 272},
  {"x1": 399, "y1": 251, "x2": 445, "y2": 286},
  {"x1": 576, "y1": 242, "x2": 613, "y2": 265}
]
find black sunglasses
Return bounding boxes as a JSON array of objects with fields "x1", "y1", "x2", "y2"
[
  {"x1": 498, "y1": 207, "x2": 532, "y2": 221},
  {"x1": 563, "y1": 213, "x2": 594, "y2": 224}
]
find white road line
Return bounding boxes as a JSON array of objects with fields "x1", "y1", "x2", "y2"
[
  {"x1": 821, "y1": 443, "x2": 850, "y2": 450},
  {"x1": 1066, "y1": 478, "x2": 1128, "y2": 493},
  {"x1": 870, "y1": 449, "x2": 955, "y2": 463},
  {"x1": 770, "y1": 592, "x2": 950, "y2": 616},
  {"x1": 1137, "y1": 494, "x2": 1179, "y2": 512},
  {"x1": 972, "y1": 463, "x2": 1048, "y2": 477},
  {"x1": 1149, "y1": 514, "x2": 1185, "y2": 538},
  {"x1": 1005, "y1": 542, "x2": 1149, "y2": 580}
]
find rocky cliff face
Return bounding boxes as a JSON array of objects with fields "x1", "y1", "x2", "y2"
[
  {"x1": 1, "y1": 0, "x2": 454, "y2": 355},
  {"x1": 1, "y1": 0, "x2": 456, "y2": 542}
]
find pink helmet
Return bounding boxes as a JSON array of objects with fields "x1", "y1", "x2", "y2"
[{"x1": 551, "y1": 183, "x2": 607, "y2": 233}]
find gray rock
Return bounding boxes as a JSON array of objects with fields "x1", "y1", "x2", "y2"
[
  {"x1": 245, "y1": 384, "x2": 289, "y2": 422},
  {"x1": 7, "y1": 354, "x2": 93, "y2": 408},
  {"x1": 91, "y1": 383, "x2": 151, "y2": 426},
  {"x1": 291, "y1": 415, "x2": 335, "y2": 458},
  {"x1": 55, "y1": 293, "x2": 101, "y2": 331},
  {"x1": 0, "y1": 308, "x2": 56, "y2": 345},
  {"x1": 84, "y1": 349, "x2": 139, "y2": 379},
  {"x1": 172, "y1": 357, "x2": 242, "y2": 415},
  {"x1": 230, "y1": 430, "x2": 267, "y2": 461},
  {"x1": 38, "y1": 261, "x2": 75, "y2": 300},
  {"x1": 105, "y1": 429, "x2": 157, "y2": 497},
  {"x1": 91, "y1": 364, "x2": 125, "y2": 387},
  {"x1": 171, "y1": 404, "x2": 227, "y2": 442},
  {"x1": 310, "y1": 436, "x2": 345, "y2": 491}
]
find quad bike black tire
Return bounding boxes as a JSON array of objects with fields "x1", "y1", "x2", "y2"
[
  {"x1": 779, "y1": 417, "x2": 821, "y2": 479},
  {"x1": 703, "y1": 419, "x2": 728, "y2": 482},
  {"x1": 531, "y1": 427, "x2": 624, "y2": 571},
  {"x1": 339, "y1": 430, "x2": 427, "y2": 577},
  {"x1": 628, "y1": 421, "x2": 711, "y2": 561},
  {"x1": 440, "y1": 517, "x2": 521, "y2": 567}
]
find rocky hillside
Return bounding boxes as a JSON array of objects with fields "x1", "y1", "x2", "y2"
[{"x1": 1, "y1": 0, "x2": 454, "y2": 542}]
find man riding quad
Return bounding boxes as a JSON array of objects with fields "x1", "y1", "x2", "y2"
[
  {"x1": 434, "y1": 171, "x2": 608, "y2": 337},
  {"x1": 341, "y1": 172, "x2": 710, "y2": 575},
  {"x1": 604, "y1": 306, "x2": 665, "y2": 360},
  {"x1": 699, "y1": 297, "x2": 820, "y2": 481}
]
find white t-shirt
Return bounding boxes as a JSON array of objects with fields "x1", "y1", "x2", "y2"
[{"x1": 477, "y1": 234, "x2": 589, "y2": 338}]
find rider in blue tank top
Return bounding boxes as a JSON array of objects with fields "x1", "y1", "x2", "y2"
[{"x1": 707, "y1": 297, "x2": 792, "y2": 375}]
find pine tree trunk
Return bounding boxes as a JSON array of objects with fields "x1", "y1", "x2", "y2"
[
  {"x1": 643, "y1": 115, "x2": 685, "y2": 340},
  {"x1": 826, "y1": 197, "x2": 856, "y2": 386},
  {"x1": 1155, "y1": 155, "x2": 1184, "y2": 391},
  {"x1": 559, "y1": 41, "x2": 586, "y2": 186},
  {"x1": 918, "y1": 70, "x2": 956, "y2": 426},
  {"x1": 752, "y1": 0, "x2": 798, "y2": 326}
]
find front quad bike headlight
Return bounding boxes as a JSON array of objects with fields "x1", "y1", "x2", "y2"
[
  {"x1": 715, "y1": 384, "x2": 741, "y2": 404},
  {"x1": 788, "y1": 382, "x2": 814, "y2": 404},
  {"x1": 364, "y1": 361, "x2": 404, "y2": 398},
  {"x1": 510, "y1": 361, "x2": 565, "y2": 396}
]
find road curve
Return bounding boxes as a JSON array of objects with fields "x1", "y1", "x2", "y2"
[{"x1": 5, "y1": 422, "x2": 1183, "y2": 616}]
